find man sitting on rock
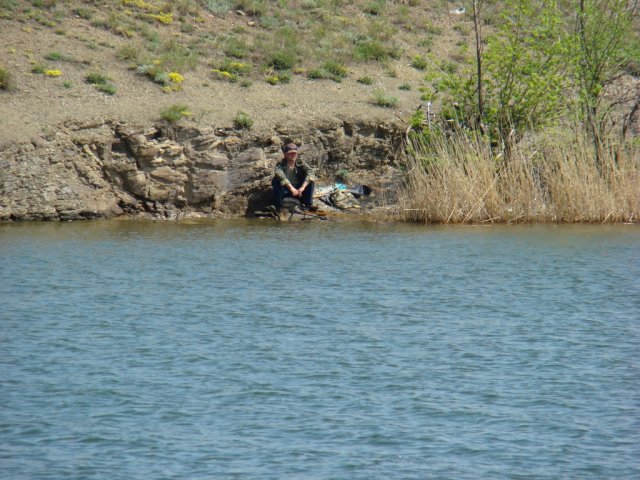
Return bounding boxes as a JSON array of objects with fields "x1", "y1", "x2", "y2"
[{"x1": 272, "y1": 143, "x2": 316, "y2": 211}]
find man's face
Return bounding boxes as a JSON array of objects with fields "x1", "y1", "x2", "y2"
[{"x1": 285, "y1": 151, "x2": 297, "y2": 161}]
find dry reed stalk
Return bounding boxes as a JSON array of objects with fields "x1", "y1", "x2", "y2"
[{"x1": 399, "y1": 128, "x2": 640, "y2": 224}]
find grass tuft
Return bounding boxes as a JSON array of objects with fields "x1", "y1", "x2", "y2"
[
  {"x1": 85, "y1": 72, "x2": 109, "y2": 85},
  {"x1": 160, "y1": 104, "x2": 191, "y2": 122},
  {"x1": 233, "y1": 110, "x2": 253, "y2": 129},
  {"x1": 372, "y1": 89, "x2": 398, "y2": 108},
  {"x1": 0, "y1": 66, "x2": 16, "y2": 90}
]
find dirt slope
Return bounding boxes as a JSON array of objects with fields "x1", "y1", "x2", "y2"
[{"x1": 0, "y1": 7, "x2": 464, "y2": 143}]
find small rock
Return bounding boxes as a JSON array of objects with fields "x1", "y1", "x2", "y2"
[{"x1": 30, "y1": 137, "x2": 48, "y2": 149}]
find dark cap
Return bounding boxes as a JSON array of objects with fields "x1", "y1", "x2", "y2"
[{"x1": 282, "y1": 143, "x2": 299, "y2": 153}]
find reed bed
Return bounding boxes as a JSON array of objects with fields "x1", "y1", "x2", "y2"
[{"x1": 399, "y1": 128, "x2": 639, "y2": 224}]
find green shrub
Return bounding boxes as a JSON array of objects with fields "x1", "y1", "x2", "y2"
[
  {"x1": 411, "y1": 54, "x2": 429, "y2": 70},
  {"x1": 203, "y1": 0, "x2": 233, "y2": 16},
  {"x1": 225, "y1": 37, "x2": 248, "y2": 58},
  {"x1": 157, "y1": 39, "x2": 198, "y2": 72},
  {"x1": 357, "y1": 76, "x2": 373, "y2": 85},
  {"x1": 235, "y1": 0, "x2": 265, "y2": 16},
  {"x1": 0, "y1": 66, "x2": 15, "y2": 90},
  {"x1": 419, "y1": 37, "x2": 434, "y2": 50},
  {"x1": 323, "y1": 61, "x2": 348, "y2": 80},
  {"x1": 72, "y1": 7, "x2": 93, "y2": 19},
  {"x1": 372, "y1": 89, "x2": 398, "y2": 108},
  {"x1": 160, "y1": 104, "x2": 191, "y2": 122},
  {"x1": 180, "y1": 22, "x2": 195, "y2": 33},
  {"x1": 233, "y1": 110, "x2": 253, "y2": 129},
  {"x1": 354, "y1": 40, "x2": 388, "y2": 61},
  {"x1": 218, "y1": 59, "x2": 251, "y2": 75},
  {"x1": 363, "y1": 1, "x2": 384, "y2": 16},
  {"x1": 95, "y1": 83, "x2": 117, "y2": 95},
  {"x1": 308, "y1": 62, "x2": 348, "y2": 82},
  {"x1": 31, "y1": 64, "x2": 46, "y2": 74},
  {"x1": 116, "y1": 44, "x2": 139, "y2": 61},
  {"x1": 308, "y1": 68, "x2": 329, "y2": 80},
  {"x1": 85, "y1": 72, "x2": 109, "y2": 85},
  {"x1": 154, "y1": 71, "x2": 170, "y2": 85},
  {"x1": 267, "y1": 50, "x2": 296, "y2": 70},
  {"x1": 44, "y1": 51, "x2": 64, "y2": 61},
  {"x1": 399, "y1": 83, "x2": 411, "y2": 91}
]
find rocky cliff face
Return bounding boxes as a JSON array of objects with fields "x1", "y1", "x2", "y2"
[{"x1": 0, "y1": 119, "x2": 405, "y2": 221}]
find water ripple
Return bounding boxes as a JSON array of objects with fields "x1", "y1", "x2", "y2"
[{"x1": 1, "y1": 222, "x2": 639, "y2": 479}]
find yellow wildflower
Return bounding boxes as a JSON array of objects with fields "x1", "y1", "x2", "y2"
[
  {"x1": 122, "y1": 0, "x2": 156, "y2": 11},
  {"x1": 149, "y1": 12, "x2": 173, "y2": 24},
  {"x1": 168, "y1": 72, "x2": 184, "y2": 84},
  {"x1": 45, "y1": 69, "x2": 62, "y2": 77}
]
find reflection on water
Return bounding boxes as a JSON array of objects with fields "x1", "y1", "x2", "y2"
[{"x1": 1, "y1": 220, "x2": 639, "y2": 479}]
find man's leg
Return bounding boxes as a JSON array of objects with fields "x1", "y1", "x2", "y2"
[
  {"x1": 271, "y1": 177, "x2": 287, "y2": 208},
  {"x1": 301, "y1": 181, "x2": 315, "y2": 208}
]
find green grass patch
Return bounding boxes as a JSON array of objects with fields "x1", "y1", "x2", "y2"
[
  {"x1": 372, "y1": 89, "x2": 398, "y2": 108},
  {"x1": 357, "y1": 76, "x2": 373, "y2": 85},
  {"x1": 95, "y1": 83, "x2": 117, "y2": 95},
  {"x1": 354, "y1": 39, "x2": 388, "y2": 61},
  {"x1": 233, "y1": 110, "x2": 253, "y2": 129},
  {"x1": 225, "y1": 37, "x2": 249, "y2": 59},
  {"x1": 235, "y1": 0, "x2": 266, "y2": 17},
  {"x1": 85, "y1": 72, "x2": 116, "y2": 94},
  {"x1": 363, "y1": 1, "x2": 385, "y2": 16},
  {"x1": 411, "y1": 54, "x2": 429, "y2": 70},
  {"x1": 308, "y1": 61, "x2": 348, "y2": 82},
  {"x1": 116, "y1": 44, "x2": 140, "y2": 62},
  {"x1": 85, "y1": 72, "x2": 110, "y2": 85},
  {"x1": 266, "y1": 50, "x2": 296, "y2": 71},
  {"x1": 323, "y1": 61, "x2": 348, "y2": 80},
  {"x1": 308, "y1": 68, "x2": 329, "y2": 80},
  {"x1": 0, "y1": 66, "x2": 16, "y2": 91},
  {"x1": 31, "y1": 64, "x2": 46, "y2": 74},
  {"x1": 160, "y1": 104, "x2": 191, "y2": 122},
  {"x1": 266, "y1": 70, "x2": 291, "y2": 85}
]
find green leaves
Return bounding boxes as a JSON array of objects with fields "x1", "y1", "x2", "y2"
[{"x1": 425, "y1": 0, "x2": 638, "y2": 148}]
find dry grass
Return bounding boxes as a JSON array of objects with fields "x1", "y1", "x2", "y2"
[{"x1": 399, "y1": 128, "x2": 640, "y2": 224}]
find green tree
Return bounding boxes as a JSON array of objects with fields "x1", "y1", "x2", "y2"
[
  {"x1": 575, "y1": 0, "x2": 640, "y2": 147},
  {"x1": 435, "y1": 0, "x2": 572, "y2": 151}
]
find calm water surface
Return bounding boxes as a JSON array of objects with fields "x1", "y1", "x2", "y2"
[{"x1": 1, "y1": 220, "x2": 639, "y2": 479}]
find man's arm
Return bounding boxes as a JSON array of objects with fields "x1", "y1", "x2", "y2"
[
  {"x1": 275, "y1": 162, "x2": 301, "y2": 197},
  {"x1": 297, "y1": 161, "x2": 315, "y2": 194}
]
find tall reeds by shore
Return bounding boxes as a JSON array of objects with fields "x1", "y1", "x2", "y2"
[{"x1": 399, "y1": 128, "x2": 639, "y2": 224}]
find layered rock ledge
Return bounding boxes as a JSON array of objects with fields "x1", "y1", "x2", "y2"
[{"x1": 0, "y1": 118, "x2": 406, "y2": 221}]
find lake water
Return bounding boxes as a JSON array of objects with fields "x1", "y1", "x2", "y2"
[{"x1": 1, "y1": 220, "x2": 639, "y2": 479}]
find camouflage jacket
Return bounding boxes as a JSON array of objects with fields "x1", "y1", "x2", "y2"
[{"x1": 274, "y1": 158, "x2": 315, "y2": 187}]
